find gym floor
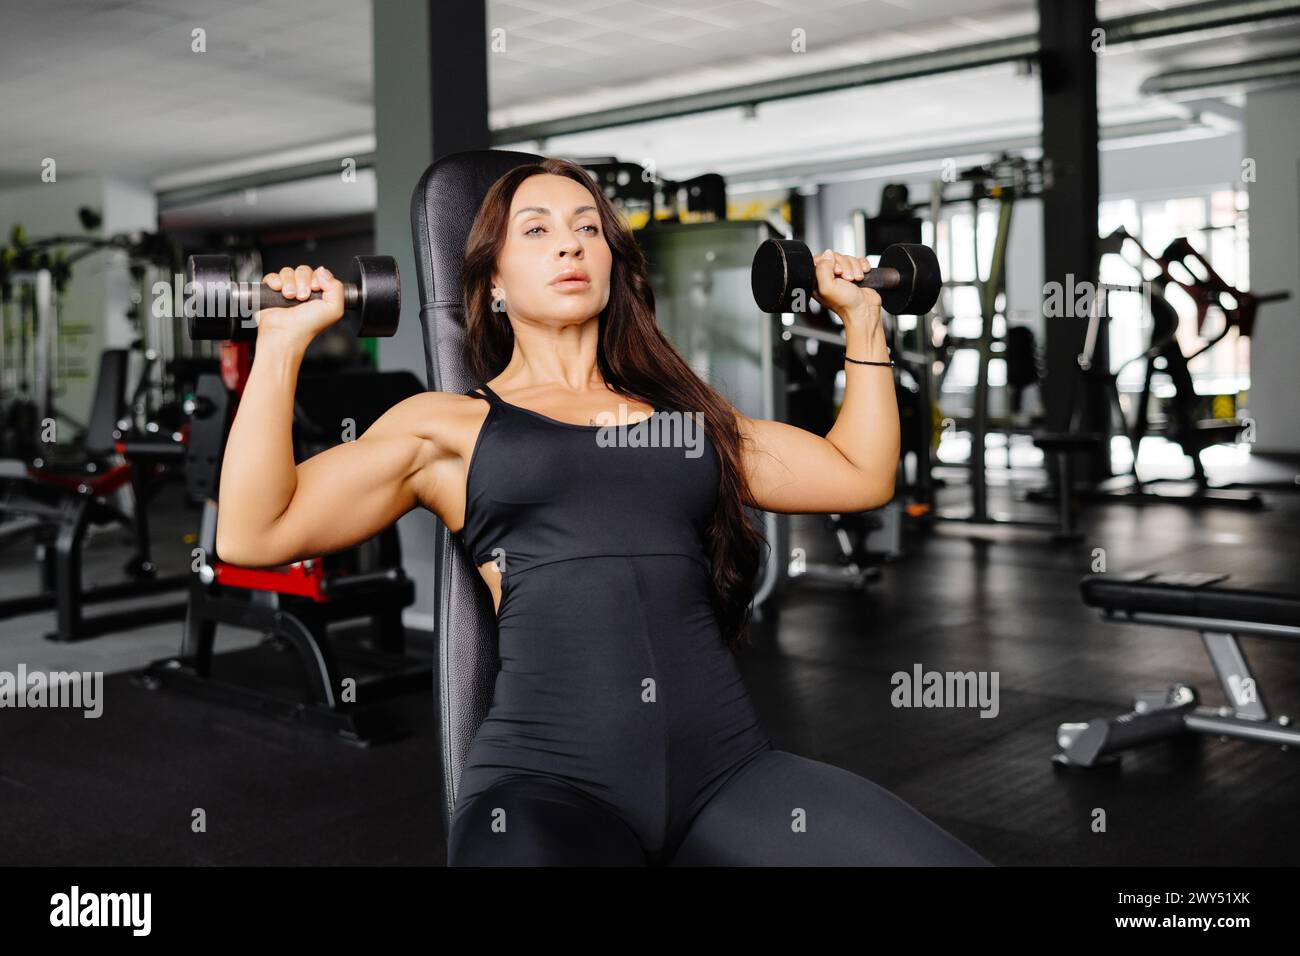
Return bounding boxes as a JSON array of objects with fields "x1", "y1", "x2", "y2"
[{"x1": 4, "y1": 456, "x2": 1297, "y2": 866}]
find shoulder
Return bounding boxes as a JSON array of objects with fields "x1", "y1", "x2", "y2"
[
  {"x1": 361, "y1": 390, "x2": 496, "y2": 489},
  {"x1": 363, "y1": 389, "x2": 490, "y2": 457},
  {"x1": 362, "y1": 389, "x2": 494, "y2": 523}
]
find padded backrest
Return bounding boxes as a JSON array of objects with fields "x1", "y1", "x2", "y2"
[
  {"x1": 409, "y1": 148, "x2": 543, "y2": 837},
  {"x1": 83, "y1": 349, "x2": 130, "y2": 457},
  {"x1": 294, "y1": 369, "x2": 427, "y2": 448}
]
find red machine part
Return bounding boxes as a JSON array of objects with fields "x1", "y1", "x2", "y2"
[
  {"x1": 220, "y1": 341, "x2": 252, "y2": 394},
  {"x1": 212, "y1": 559, "x2": 328, "y2": 601}
]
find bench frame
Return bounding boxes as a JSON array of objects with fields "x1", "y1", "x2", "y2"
[{"x1": 1054, "y1": 609, "x2": 1300, "y2": 768}]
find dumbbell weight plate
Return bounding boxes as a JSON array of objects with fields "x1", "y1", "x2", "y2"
[
  {"x1": 751, "y1": 238, "x2": 816, "y2": 314},
  {"x1": 185, "y1": 255, "x2": 240, "y2": 340},
  {"x1": 878, "y1": 243, "x2": 942, "y2": 316},
  {"x1": 346, "y1": 255, "x2": 401, "y2": 338}
]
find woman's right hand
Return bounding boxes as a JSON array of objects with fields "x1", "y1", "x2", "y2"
[{"x1": 255, "y1": 264, "x2": 346, "y2": 347}]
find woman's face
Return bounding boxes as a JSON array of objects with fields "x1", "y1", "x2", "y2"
[{"x1": 492, "y1": 173, "x2": 613, "y2": 327}]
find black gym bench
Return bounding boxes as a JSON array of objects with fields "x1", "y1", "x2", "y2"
[{"x1": 1055, "y1": 566, "x2": 1300, "y2": 768}]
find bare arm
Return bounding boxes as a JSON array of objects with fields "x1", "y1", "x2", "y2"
[
  {"x1": 213, "y1": 263, "x2": 439, "y2": 567},
  {"x1": 215, "y1": 344, "x2": 438, "y2": 566},
  {"x1": 736, "y1": 251, "x2": 900, "y2": 514}
]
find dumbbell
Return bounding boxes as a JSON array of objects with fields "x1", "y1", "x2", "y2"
[
  {"x1": 751, "y1": 240, "x2": 942, "y2": 316},
  {"x1": 184, "y1": 255, "x2": 400, "y2": 341}
]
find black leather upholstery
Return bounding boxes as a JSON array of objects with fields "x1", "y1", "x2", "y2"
[
  {"x1": 31, "y1": 349, "x2": 128, "y2": 472},
  {"x1": 409, "y1": 148, "x2": 544, "y2": 838},
  {"x1": 1082, "y1": 569, "x2": 1300, "y2": 628}
]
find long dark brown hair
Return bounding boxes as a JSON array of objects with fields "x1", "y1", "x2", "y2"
[{"x1": 461, "y1": 156, "x2": 766, "y2": 653}]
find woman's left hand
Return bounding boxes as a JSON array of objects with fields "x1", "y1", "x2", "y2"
[{"x1": 811, "y1": 249, "x2": 882, "y2": 323}]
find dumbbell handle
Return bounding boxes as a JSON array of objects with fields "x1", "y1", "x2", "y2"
[
  {"x1": 765, "y1": 244, "x2": 906, "y2": 294},
  {"x1": 236, "y1": 281, "x2": 363, "y2": 315},
  {"x1": 851, "y1": 267, "x2": 902, "y2": 293}
]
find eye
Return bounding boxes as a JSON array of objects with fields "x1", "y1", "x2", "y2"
[{"x1": 524, "y1": 223, "x2": 599, "y2": 236}]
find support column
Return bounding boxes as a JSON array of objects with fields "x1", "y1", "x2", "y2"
[
  {"x1": 371, "y1": 0, "x2": 490, "y2": 631},
  {"x1": 1243, "y1": 86, "x2": 1300, "y2": 455},
  {"x1": 1038, "y1": 0, "x2": 1110, "y2": 482}
]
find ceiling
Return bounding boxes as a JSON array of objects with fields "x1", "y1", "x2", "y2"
[
  {"x1": 1, "y1": 0, "x2": 1295, "y2": 226},
  {"x1": 0, "y1": 0, "x2": 372, "y2": 186}
]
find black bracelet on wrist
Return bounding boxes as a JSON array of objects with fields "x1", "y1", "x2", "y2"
[{"x1": 845, "y1": 355, "x2": 895, "y2": 367}]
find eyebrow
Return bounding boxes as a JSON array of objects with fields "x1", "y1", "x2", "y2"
[{"x1": 512, "y1": 205, "x2": 598, "y2": 221}]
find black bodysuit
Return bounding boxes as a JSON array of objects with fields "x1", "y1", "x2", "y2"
[{"x1": 448, "y1": 382, "x2": 990, "y2": 867}]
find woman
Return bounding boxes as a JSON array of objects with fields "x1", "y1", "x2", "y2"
[{"x1": 216, "y1": 157, "x2": 990, "y2": 867}]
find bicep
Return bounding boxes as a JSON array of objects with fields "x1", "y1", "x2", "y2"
[
  {"x1": 253, "y1": 399, "x2": 436, "y2": 565},
  {"x1": 736, "y1": 412, "x2": 887, "y2": 514}
]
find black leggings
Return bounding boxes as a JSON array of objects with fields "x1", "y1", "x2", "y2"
[{"x1": 448, "y1": 749, "x2": 991, "y2": 866}]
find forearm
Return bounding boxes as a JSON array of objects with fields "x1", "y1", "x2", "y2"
[
  {"x1": 825, "y1": 314, "x2": 900, "y2": 496},
  {"x1": 215, "y1": 334, "x2": 306, "y2": 562}
]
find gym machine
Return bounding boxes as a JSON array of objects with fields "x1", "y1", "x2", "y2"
[
  {"x1": 889, "y1": 154, "x2": 1088, "y2": 539},
  {"x1": 577, "y1": 158, "x2": 728, "y2": 228},
  {"x1": 0, "y1": 348, "x2": 190, "y2": 640},
  {"x1": 0, "y1": 223, "x2": 220, "y2": 638},
  {"x1": 120, "y1": 232, "x2": 220, "y2": 445},
  {"x1": 1072, "y1": 228, "x2": 1291, "y2": 508},
  {"x1": 938, "y1": 156, "x2": 1084, "y2": 535},
  {"x1": 639, "y1": 216, "x2": 792, "y2": 614},
  {"x1": 141, "y1": 255, "x2": 429, "y2": 745},
  {"x1": 0, "y1": 222, "x2": 218, "y2": 459},
  {"x1": 0, "y1": 247, "x2": 66, "y2": 462},
  {"x1": 0, "y1": 221, "x2": 221, "y2": 462}
]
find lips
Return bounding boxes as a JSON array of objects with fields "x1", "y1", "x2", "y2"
[{"x1": 550, "y1": 270, "x2": 589, "y2": 286}]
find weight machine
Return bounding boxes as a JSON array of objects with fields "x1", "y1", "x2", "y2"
[
  {"x1": 1072, "y1": 227, "x2": 1291, "y2": 508},
  {"x1": 894, "y1": 153, "x2": 1087, "y2": 538},
  {"x1": 1, "y1": 250, "x2": 68, "y2": 461},
  {"x1": 0, "y1": 220, "x2": 220, "y2": 464},
  {"x1": 140, "y1": 343, "x2": 431, "y2": 745},
  {"x1": 0, "y1": 348, "x2": 190, "y2": 640}
]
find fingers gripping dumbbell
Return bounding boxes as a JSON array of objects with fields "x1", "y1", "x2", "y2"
[
  {"x1": 751, "y1": 240, "x2": 942, "y2": 316},
  {"x1": 184, "y1": 255, "x2": 400, "y2": 341}
]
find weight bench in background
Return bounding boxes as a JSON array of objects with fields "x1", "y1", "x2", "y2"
[
  {"x1": 1054, "y1": 568, "x2": 1300, "y2": 768},
  {"x1": 0, "y1": 348, "x2": 189, "y2": 640}
]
